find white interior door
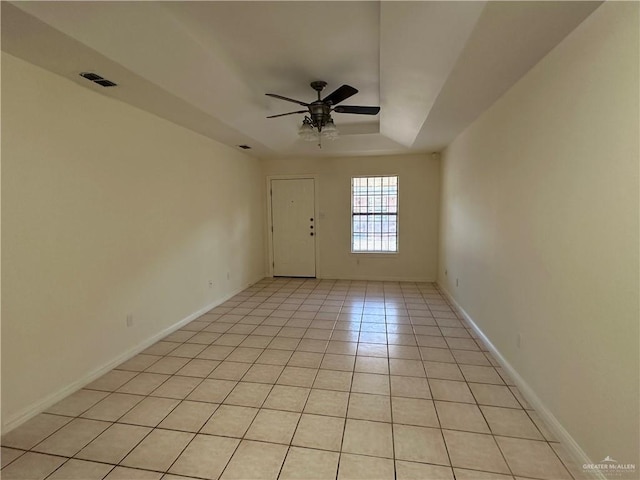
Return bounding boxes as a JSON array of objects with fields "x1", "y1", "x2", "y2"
[{"x1": 271, "y1": 178, "x2": 316, "y2": 277}]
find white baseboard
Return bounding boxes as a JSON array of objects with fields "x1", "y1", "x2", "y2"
[
  {"x1": 437, "y1": 282, "x2": 604, "y2": 480},
  {"x1": 316, "y1": 274, "x2": 434, "y2": 283},
  {"x1": 1, "y1": 275, "x2": 263, "y2": 434}
]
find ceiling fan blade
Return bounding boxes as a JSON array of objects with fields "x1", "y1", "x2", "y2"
[
  {"x1": 265, "y1": 93, "x2": 309, "y2": 107},
  {"x1": 333, "y1": 105, "x2": 380, "y2": 115},
  {"x1": 266, "y1": 110, "x2": 308, "y2": 119},
  {"x1": 323, "y1": 85, "x2": 358, "y2": 106}
]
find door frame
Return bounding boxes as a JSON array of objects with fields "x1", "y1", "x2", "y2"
[{"x1": 266, "y1": 174, "x2": 320, "y2": 278}]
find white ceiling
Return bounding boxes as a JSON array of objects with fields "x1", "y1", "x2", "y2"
[{"x1": 2, "y1": 1, "x2": 601, "y2": 159}]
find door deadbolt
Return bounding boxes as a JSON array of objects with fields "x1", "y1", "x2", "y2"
[{"x1": 310, "y1": 232, "x2": 314, "y2": 236}]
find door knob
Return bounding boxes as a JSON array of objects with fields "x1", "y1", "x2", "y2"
[
  {"x1": 310, "y1": 218, "x2": 314, "y2": 222},
  {"x1": 310, "y1": 232, "x2": 314, "y2": 236}
]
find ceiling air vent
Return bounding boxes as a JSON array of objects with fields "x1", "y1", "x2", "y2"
[
  {"x1": 94, "y1": 79, "x2": 117, "y2": 87},
  {"x1": 79, "y1": 72, "x2": 117, "y2": 87},
  {"x1": 237, "y1": 145, "x2": 252, "y2": 150}
]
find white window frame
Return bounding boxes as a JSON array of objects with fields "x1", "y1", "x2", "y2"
[{"x1": 350, "y1": 175, "x2": 399, "y2": 254}]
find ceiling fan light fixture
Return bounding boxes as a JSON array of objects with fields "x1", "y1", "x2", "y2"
[
  {"x1": 323, "y1": 118, "x2": 339, "y2": 140},
  {"x1": 298, "y1": 117, "x2": 316, "y2": 141},
  {"x1": 298, "y1": 116, "x2": 339, "y2": 143}
]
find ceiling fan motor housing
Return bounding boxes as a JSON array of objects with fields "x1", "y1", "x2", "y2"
[
  {"x1": 309, "y1": 102, "x2": 332, "y2": 131},
  {"x1": 308, "y1": 81, "x2": 330, "y2": 130}
]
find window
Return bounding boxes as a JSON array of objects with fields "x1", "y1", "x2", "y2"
[{"x1": 351, "y1": 176, "x2": 398, "y2": 253}]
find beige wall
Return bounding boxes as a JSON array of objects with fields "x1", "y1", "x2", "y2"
[
  {"x1": 439, "y1": 2, "x2": 639, "y2": 464},
  {"x1": 1, "y1": 53, "x2": 265, "y2": 429},
  {"x1": 262, "y1": 154, "x2": 439, "y2": 282}
]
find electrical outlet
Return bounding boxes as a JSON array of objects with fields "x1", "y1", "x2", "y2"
[
  {"x1": 445, "y1": 269, "x2": 448, "y2": 276},
  {"x1": 126, "y1": 314, "x2": 134, "y2": 328},
  {"x1": 209, "y1": 280, "x2": 214, "y2": 288},
  {"x1": 226, "y1": 272, "x2": 230, "y2": 280},
  {"x1": 517, "y1": 333, "x2": 522, "y2": 349},
  {"x1": 456, "y1": 278, "x2": 459, "y2": 287}
]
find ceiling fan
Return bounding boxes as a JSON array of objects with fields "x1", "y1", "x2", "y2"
[{"x1": 265, "y1": 81, "x2": 380, "y2": 141}]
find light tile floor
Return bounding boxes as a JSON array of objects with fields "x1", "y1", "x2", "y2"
[{"x1": 1, "y1": 279, "x2": 583, "y2": 480}]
